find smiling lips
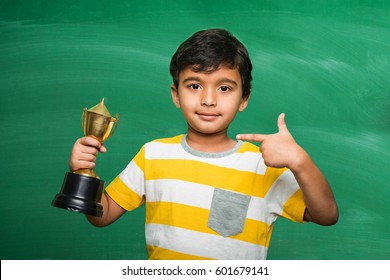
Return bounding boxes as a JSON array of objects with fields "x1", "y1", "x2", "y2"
[{"x1": 196, "y1": 112, "x2": 220, "y2": 121}]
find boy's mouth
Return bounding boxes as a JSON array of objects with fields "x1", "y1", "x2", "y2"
[{"x1": 196, "y1": 112, "x2": 220, "y2": 121}]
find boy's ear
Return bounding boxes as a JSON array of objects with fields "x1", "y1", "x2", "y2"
[
  {"x1": 238, "y1": 96, "x2": 250, "y2": 112},
  {"x1": 171, "y1": 84, "x2": 181, "y2": 108}
]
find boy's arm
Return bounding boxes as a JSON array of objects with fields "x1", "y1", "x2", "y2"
[
  {"x1": 86, "y1": 193, "x2": 126, "y2": 227},
  {"x1": 70, "y1": 136, "x2": 126, "y2": 227},
  {"x1": 236, "y1": 113, "x2": 338, "y2": 226}
]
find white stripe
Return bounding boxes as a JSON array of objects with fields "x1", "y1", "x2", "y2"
[
  {"x1": 146, "y1": 179, "x2": 214, "y2": 209},
  {"x1": 145, "y1": 141, "x2": 267, "y2": 174},
  {"x1": 265, "y1": 170, "x2": 300, "y2": 216},
  {"x1": 119, "y1": 160, "x2": 145, "y2": 197},
  {"x1": 145, "y1": 141, "x2": 183, "y2": 159},
  {"x1": 146, "y1": 179, "x2": 275, "y2": 225},
  {"x1": 146, "y1": 223, "x2": 267, "y2": 260},
  {"x1": 248, "y1": 196, "x2": 276, "y2": 225}
]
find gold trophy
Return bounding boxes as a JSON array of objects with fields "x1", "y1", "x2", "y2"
[{"x1": 52, "y1": 98, "x2": 119, "y2": 217}]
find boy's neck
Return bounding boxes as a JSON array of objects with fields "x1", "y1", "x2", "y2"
[{"x1": 185, "y1": 129, "x2": 237, "y2": 153}]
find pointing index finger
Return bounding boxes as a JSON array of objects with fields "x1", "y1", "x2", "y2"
[{"x1": 236, "y1": 133, "x2": 269, "y2": 143}]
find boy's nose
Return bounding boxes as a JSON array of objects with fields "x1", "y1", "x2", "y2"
[{"x1": 201, "y1": 89, "x2": 217, "y2": 107}]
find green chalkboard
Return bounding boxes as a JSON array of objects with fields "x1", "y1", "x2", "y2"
[{"x1": 1, "y1": 0, "x2": 389, "y2": 260}]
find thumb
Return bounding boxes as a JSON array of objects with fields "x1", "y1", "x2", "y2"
[{"x1": 278, "y1": 113, "x2": 288, "y2": 132}]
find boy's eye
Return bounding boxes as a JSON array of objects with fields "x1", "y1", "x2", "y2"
[
  {"x1": 188, "y1": 84, "x2": 201, "y2": 90},
  {"x1": 219, "y1": 86, "x2": 230, "y2": 92}
]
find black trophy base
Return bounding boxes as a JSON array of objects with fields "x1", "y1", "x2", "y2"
[{"x1": 52, "y1": 172, "x2": 104, "y2": 217}]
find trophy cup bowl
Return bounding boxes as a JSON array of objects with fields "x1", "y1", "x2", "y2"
[{"x1": 52, "y1": 98, "x2": 119, "y2": 217}]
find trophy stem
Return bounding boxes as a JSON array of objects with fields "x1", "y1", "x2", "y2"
[{"x1": 74, "y1": 168, "x2": 99, "y2": 179}]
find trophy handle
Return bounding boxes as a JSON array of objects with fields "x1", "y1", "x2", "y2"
[
  {"x1": 81, "y1": 108, "x2": 87, "y2": 135},
  {"x1": 102, "y1": 113, "x2": 119, "y2": 141},
  {"x1": 108, "y1": 113, "x2": 119, "y2": 139}
]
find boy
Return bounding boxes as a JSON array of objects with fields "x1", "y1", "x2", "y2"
[{"x1": 69, "y1": 29, "x2": 338, "y2": 260}]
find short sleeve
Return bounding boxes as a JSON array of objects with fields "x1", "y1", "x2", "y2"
[
  {"x1": 264, "y1": 169, "x2": 306, "y2": 223},
  {"x1": 105, "y1": 146, "x2": 146, "y2": 211}
]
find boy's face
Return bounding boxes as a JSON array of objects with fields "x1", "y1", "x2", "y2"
[{"x1": 171, "y1": 66, "x2": 249, "y2": 136}]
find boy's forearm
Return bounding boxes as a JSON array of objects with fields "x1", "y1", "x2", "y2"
[
  {"x1": 86, "y1": 192, "x2": 126, "y2": 227},
  {"x1": 86, "y1": 193, "x2": 110, "y2": 227},
  {"x1": 290, "y1": 150, "x2": 338, "y2": 226}
]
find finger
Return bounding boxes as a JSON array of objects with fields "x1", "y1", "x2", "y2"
[
  {"x1": 277, "y1": 113, "x2": 288, "y2": 133},
  {"x1": 236, "y1": 133, "x2": 269, "y2": 142},
  {"x1": 79, "y1": 151, "x2": 98, "y2": 162},
  {"x1": 79, "y1": 161, "x2": 96, "y2": 169},
  {"x1": 81, "y1": 140, "x2": 107, "y2": 153},
  {"x1": 99, "y1": 145, "x2": 107, "y2": 153},
  {"x1": 69, "y1": 157, "x2": 96, "y2": 171},
  {"x1": 79, "y1": 136, "x2": 102, "y2": 149},
  {"x1": 70, "y1": 150, "x2": 96, "y2": 167},
  {"x1": 76, "y1": 160, "x2": 96, "y2": 170}
]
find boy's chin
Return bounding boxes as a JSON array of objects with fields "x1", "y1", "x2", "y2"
[{"x1": 187, "y1": 126, "x2": 229, "y2": 136}]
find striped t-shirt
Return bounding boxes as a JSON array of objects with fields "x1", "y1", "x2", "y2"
[{"x1": 105, "y1": 134, "x2": 306, "y2": 260}]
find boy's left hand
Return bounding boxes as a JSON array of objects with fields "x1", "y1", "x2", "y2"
[
  {"x1": 236, "y1": 113, "x2": 305, "y2": 171},
  {"x1": 238, "y1": 114, "x2": 339, "y2": 226}
]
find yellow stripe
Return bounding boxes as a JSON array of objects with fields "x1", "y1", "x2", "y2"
[
  {"x1": 146, "y1": 201, "x2": 272, "y2": 247},
  {"x1": 105, "y1": 177, "x2": 145, "y2": 211},
  {"x1": 145, "y1": 159, "x2": 286, "y2": 198},
  {"x1": 152, "y1": 135, "x2": 183, "y2": 144},
  {"x1": 236, "y1": 141, "x2": 260, "y2": 153},
  {"x1": 147, "y1": 245, "x2": 214, "y2": 260},
  {"x1": 133, "y1": 146, "x2": 145, "y2": 171},
  {"x1": 263, "y1": 224, "x2": 274, "y2": 248},
  {"x1": 281, "y1": 189, "x2": 306, "y2": 222}
]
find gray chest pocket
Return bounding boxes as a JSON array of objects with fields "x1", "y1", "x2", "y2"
[{"x1": 207, "y1": 188, "x2": 251, "y2": 237}]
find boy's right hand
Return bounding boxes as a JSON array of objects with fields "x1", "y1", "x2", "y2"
[{"x1": 69, "y1": 136, "x2": 107, "y2": 172}]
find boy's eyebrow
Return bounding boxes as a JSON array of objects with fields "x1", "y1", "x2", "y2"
[
  {"x1": 182, "y1": 76, "x2": 239, "y2": 86},
  {"x1": 217, "y1": 78, "x2": 238, "y2": 86},
  {"x1": 182, "y1": 76, "x2": 202, "y2": 84}
]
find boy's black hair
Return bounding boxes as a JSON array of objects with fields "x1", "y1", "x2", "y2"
[{"x1": 170, "y1": 28, "x2": 253, "y2": 99}]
